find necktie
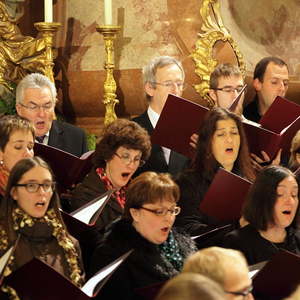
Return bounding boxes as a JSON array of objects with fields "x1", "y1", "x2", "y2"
[{"x1": 36, "y1": 135, "x2": 45, "y2": 143}]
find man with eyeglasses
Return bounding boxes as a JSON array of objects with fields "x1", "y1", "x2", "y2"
[
  {"x1": 244, "y1": 56, "x2": 289, "y2": 123},
  {"x1": 15, "y1": 73, "x2": 88, "y2": 157},
  {"x1": 132, "y1": 56, "x2": 189, "y2": 177}
]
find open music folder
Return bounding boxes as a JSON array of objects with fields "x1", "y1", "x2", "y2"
[
  {"x1": 6, "y1": 250, "x2": 133, "y2": 300},
  {"x1": 252, "y1": 250, "x2": 300, "y2": 299},
  {"x1": 60, "y1": 190, "x2": 113, "y2": 238},
  {"x1": 244, "y1": 96, "x2": 300, "y2": 159},
  {"x1": 151, "y1": 94, "x2": 300, "y2": 161},
  {"x1": 199, "y1": 168, "x2": 252, "y2": 222},
  {"x1": 34, "y1": 143, "x2": 94, "y2": 190},
  {"x1": 151, "y1": 93, "x2": 209, "y2": 159}
]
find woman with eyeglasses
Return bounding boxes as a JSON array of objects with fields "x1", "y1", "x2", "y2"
[
  {"x1": 223, "y1": 165, "x2": 300, "y2": 266},
  {"x1": 0, "y1": 115, "x2": 35, "y2": 200},
  {"x1": 0, "y1": 157, "x2": 84, "y2": 299},
  {"x1": 69, "y1": 118, "x2": 151, "y2": 230},
  {"x1": 88, "y1": 171, "x2": 196, "y2": 300}
]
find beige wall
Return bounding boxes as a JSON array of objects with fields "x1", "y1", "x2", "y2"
[{"x1": 19, "y1": 0, "x2": 300, "y2": 135}]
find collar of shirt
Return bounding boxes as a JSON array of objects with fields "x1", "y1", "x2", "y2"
[
  {"x1": 35, "y1": 131, "x2": 50, "y2": 145},
  {"x1": 147, "y1": 106, "x2": 160, "y2": 129}
]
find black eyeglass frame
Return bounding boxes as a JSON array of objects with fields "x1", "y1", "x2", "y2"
[{"x1": 14, "y1": 182, "x2": 56, "y2": 193}]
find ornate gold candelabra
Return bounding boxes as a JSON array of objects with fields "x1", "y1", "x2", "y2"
[
  {"x1": 96, "y1": 25, "x2": 121, "y2": 126},
  {"x1": 34, "y1": 22, "x2": 61, "y2": 82}
]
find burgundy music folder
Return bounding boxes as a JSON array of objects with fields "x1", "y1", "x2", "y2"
[
  {"x1": 199, "y1": 168, "x2": 252, "y2": 222},
  {"x1": 252, "y1": 250, "x2": 300, "y2": 299},
  {"x1": 34, "y1": 142, "x2": 94, "y2": 189},
  {"x1": 151, "y1": 94, "x2": 209, "y2": 158},
  {"x1": 6, "y1": 250, "x2": 133, "y2": 300},
  {"x1": 60, "y1": 190, "x2": 113, "y2": 238}
]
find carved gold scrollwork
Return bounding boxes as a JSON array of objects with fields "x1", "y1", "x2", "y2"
[{"x1": 191, "y1": 0, "x2": 246, "y2": 107}]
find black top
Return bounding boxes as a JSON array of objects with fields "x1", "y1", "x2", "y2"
[
  {"x1": 243, "y1": 97, "x2": 262, "y2": 123},
  {"x1": 88, "y1": 218, "x2": 196, "y2": 300},
  {"x1": 175, "y1": 164, "x2": 241, "y2": 238},
  {"x1": 132, "y1": 111, "x2": 189, "y2": 178},
  {"x1": 48, "y1": 120, "x2": 88, "y2": 157},
  {"x1": 223, "y1": 224, "x2": 300, "y2": 265}
]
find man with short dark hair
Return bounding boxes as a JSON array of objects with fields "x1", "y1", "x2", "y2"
[
  {"x1": 244, "y1": 56, "x2": 289, "y2": 122},
  {"x1": 132, "y1": 56, "x2": 188, "y2": 177},
  {"x1": 16, "y1": 73, "x2": 88, "y2": 157}
]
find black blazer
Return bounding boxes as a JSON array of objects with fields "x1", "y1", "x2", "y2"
[
  {"x1": 132, "y1": 111, "x2": 189, "y2": 177},
  {"x1": 48, "y1": 120, "x2": 88, "y2": 157}
]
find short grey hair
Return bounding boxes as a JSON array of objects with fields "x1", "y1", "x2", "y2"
[
  {"x1": 16, "y1": 73, "x2": 57, "y2": 104},
  {"x1": 143, "y1": 56, "x2": 184, "y2": 101}
]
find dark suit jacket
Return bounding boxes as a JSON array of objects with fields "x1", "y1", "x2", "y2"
[
  {"x1": 132, "y1": 111, "x2": 189, "y2": 177},
  {"x1": 48, "y1": 120, "x2": 88, "y2": 157}
]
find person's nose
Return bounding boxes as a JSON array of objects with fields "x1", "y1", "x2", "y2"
[
  {"x1": 37, "y1": 107, "x2": 46, "y2": 117},
  {"x1": 23, "y1": 148, "x2": 33, "y2": 158},
  {"x1": 225, "y1": 134, "x2": 233, "y2": 143}
]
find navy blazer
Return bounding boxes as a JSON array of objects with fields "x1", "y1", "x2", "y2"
[
  {"x1": 48, "y1": 120, "x2": 88, "y2": 157},
  {"x1": 132, "y1": 111, "x2": 189, "y2": 177}
]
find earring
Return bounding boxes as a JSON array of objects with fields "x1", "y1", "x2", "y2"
[{"x1": 0, "y1": 160, "x2": 3, "y2": 166}]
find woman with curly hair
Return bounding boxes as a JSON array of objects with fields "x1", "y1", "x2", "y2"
[
  {"x1": 0, "y1": 157, "x2": 84, "y2": 299},
  {"x1": 175, "y1": 107, "x2": 255, "y2": 236}
]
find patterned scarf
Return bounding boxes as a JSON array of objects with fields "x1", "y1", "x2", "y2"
[
  {"x1": 96, "y1": 167, "x2": 126, "y2": 208},
  {"x1": 159, "y1": 231, "x2": 184, "y2": 270},
  {"x1": 0, "y1": 164, "x2": 9, "y2": 197}
]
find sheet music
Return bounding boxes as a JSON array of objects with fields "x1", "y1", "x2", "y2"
[
  {"x1": 0, "y1": 246, "x2": 14, "y2": 275},
  {"x1": 81, "y1": 255, "x2": 127, "y2": 297},
  {"x1": 71, "y1": 194, "x2": 109, "y2": 224}
]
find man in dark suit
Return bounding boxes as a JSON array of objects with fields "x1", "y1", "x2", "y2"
[
  {"x1": 132, "y1": 56, "x2": 188, "y2": 177},
  {"x1": 16, "y1": 73, "x2": 88, "y2": 157},
  {"x1": 244, "y1": 56, "x2": 289, "y2": 123}
]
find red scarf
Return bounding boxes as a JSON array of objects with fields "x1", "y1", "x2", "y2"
[
  {"x1": 0, "y1": 164, "x2": 9, "y2": 197},
  {"x1": 96, "y1": 167, "x2": 126, "y2": 208}
]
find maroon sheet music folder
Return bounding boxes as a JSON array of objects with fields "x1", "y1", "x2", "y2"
[
  {"x1": 6, "y1": 250, "x2": 133, "y2": 300},
  {"x1": 60, "y1": 190, "x2": 113, "y2": 238},
  {"x1": 34, "y1": 143, "x2": 94, "y2": 189},
  {"x1": 151, "y1": 94, "x2": 209, "y2": 158},
  {"x1": 199, "y1": 168, "x2": 252, "y2": 222},
  {"x1": 244, "y1": 96, "x2": 300, "y2": 159},
  {"x1": 252, "y1": 250, "x2": 300, "y2": 299}
]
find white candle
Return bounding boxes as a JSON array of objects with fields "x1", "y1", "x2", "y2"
[
  {"x1": 44, "y1": 0, "x2": 53, "y2": 22},
  {"x1": 104, "y1": 0, "x2": 112, "y2": 25}
]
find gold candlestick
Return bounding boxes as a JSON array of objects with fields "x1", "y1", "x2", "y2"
[
  {"x1": 96, "y1": 25, "x2": 121, "y2": 126},
  {"x1": 34, "y1": 22, "x2": 61, "y2": 82}
]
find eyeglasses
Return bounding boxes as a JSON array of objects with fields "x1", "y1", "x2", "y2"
[
  {"x1": 14, "y1": 182, "x2": 56, "y2": 193},
  {"x1": 225, "y1": 285, "x2": 253, "y2": 299},
  {"x1": 19, "y1": 102, "x2": 54, "y2": 112},
  {"x1": 214, "y1": 86, "x2": 246, "y2": 93},
  {"x1": 151, "y1": 81, "x2": 186, "y2": 90},
  {"x1": 114, "y1": 153, "x2": 145, "y2": 167},
  {"x1": 139, "y1": 206, "x2": 181, "y2": 217}
]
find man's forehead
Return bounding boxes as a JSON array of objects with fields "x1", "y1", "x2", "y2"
[
  {"x1": 217, "y1": 75, "x2": 244, "y2": 86},
  {"x1": 264, "y1": 62, "x2": 289, "y2": 79},
  {"x1": 155, "y1": 64, "x2": 183, "y2": 78}
]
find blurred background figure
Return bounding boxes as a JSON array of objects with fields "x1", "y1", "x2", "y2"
[
  {"x1": 289, "y1": 130, "x2": 300, "y2": 172},
  {"x1": 155, "y1": 272, "x2": 225, "y2": 300},
  {"x1": 182, "y1": 247, "x2": 253, "y2": 300},
  {"x1": 0, "y1": 115, "x2": 35, "y2": 199},
  {"x1": 88, "y1": 172, "x2": 196, "y2": 300},
  {"x1": 223, "y1": 165, "x2": 299, "y2": 265}
]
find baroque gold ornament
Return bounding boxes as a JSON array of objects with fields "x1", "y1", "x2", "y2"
[{"x1": 191, "y1": 0, "x2": 245, "y2": 108}]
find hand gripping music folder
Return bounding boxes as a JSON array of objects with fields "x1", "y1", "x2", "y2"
[
  {"x1": 60, "y1": 190, "x2": 114, "y2": 239},
  {"x1": 34, "y1": 142, "x2": 94, "y2": 190},
  {"x1": 199, "y1": 168, "x2": 252, "y2": 222},
  {"x1": 244, "y1": 96, "x2": 300, "y2": 160},
  {"x1": 6, "y1": 249, "x2": 133, "y2": 300},
  {"x1": 151, "y1": 93, "x2": 209, "y2": 159}
]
